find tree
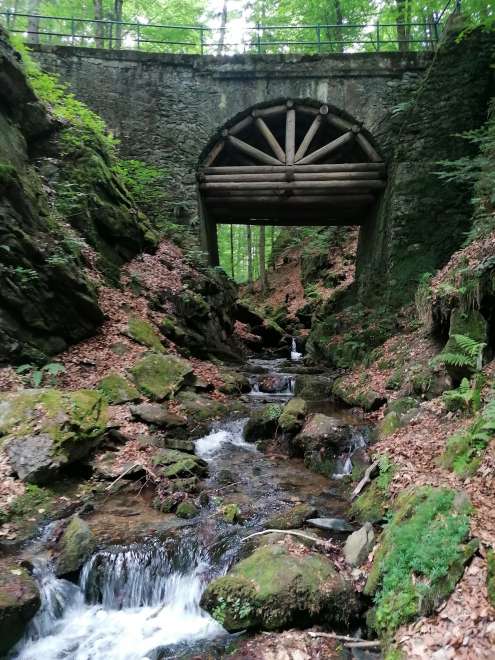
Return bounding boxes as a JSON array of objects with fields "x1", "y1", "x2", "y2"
[
  {"x1": 247, "y1": 225, "x2": 253, "y2": 291},
  {"x1": 259, "y1": 225, "x2": 267, "y2": 292},
  {"x1": 217, "y1": 0, "x2": 228, "y2": 55},
  {"x1": 113, "y1": 0, "x2": 124, "y2": 49},
  {"x1": 94, "y1": 0, "x2": 104, "y2": 46},
  {"x1": 26, "y1": 0, "x2": 41, "y2": 43}
]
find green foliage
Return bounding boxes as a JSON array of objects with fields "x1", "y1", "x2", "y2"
[
  {"x1": 431, "y1": 334, "x2": 486, "y2": 371},
  {"x1": 442, "y1": 397, "x2": 495, "y2": 477},
  {"x1": 351, "y1": 454, "x2": 395, "y2": 523},
  {"x1": 371, "y1": 487, "x2": 471, "y2": 636},
  {"x1": 415, "y1": 272, "x2": 433, "y2": 327},
  {"x1": 113, "y1": 160, "x2": 170, "y2": 226},
  {"x1": 442, "y1": 375, "x2": 484, "y2": 414},
  {"x1": 0, "y1": 484, "x2": 54, "y2": 525},
  {"x1": 11, "y1": 266, "x2": 39, "y2": 284},
  {"x1": 16, "y1": 362, "x2": 66, "y2": 387}
]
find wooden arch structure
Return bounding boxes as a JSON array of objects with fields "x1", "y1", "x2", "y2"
[{"x1": 198, "y1": 100, "x2": 386, "y2": 266}]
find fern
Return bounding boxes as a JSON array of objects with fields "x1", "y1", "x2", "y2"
[
  {"x1": 432, "y1": 334, "x2": 486, "y2": 372},
  {"x1": 442, "y1": 376, "x2": 483, "y2": 414}
]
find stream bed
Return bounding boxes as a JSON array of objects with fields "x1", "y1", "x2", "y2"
[{"x1": 12, "y1": 358, "x2": 370, "y2": 660}]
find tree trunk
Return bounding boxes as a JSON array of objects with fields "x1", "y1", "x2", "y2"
[
  {"x1": 230, "y1": 224, "x2": 235, "y2": 279},
  {"x1": 217, "y1": 0, "x2": 228, "y2": 55},
  {"x1": 27, "y1": 0, "x2": 41, "y2": 44},
  {"x1": 396, "y1": 0, "x2": 409, "y2": 52},
  {"x1": 247, "y1": 226, "x2": 253, "y2": 291},
  {"x1": 114, "y1": 0, "x2": 124, "y2": 49},
  {"x1": 259, "y1": 225, "x2": 267, "y2": 293},
  {"x1": 333, "y1": 0, "x2": 343, "y2": 53},
  {"x1": 94, "y1": 0, "x2": 104, "y2": 46}
]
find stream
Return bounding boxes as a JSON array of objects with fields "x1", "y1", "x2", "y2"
[{"x1": 12, "y1": 354, "x2": 370, "y2": 660}]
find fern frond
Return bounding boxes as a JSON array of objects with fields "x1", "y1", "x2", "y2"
[{"x1": 452, "y1": 334, "x2": 486, "y2": 359}]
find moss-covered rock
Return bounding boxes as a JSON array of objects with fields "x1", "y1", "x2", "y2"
[
  {"x1": 129, "y1": 353, "x2": 193, "y2": 401},
  {"x1": 487, "y1": 549, "x2": 495, "y2": 607},
  {"x1": 55, "y1": 515, "x2": 96, "y2": 576},
  {"x1": 125, "y1": 317, "x2": 165, "y2": 353},
  {"x1": 201, "y1": 543, "x2": 359, "y2": 632},
  {"x1": 293, "y1": 375, "x2": 333, "y2": 401},
  {"x1": 264, "y1": 503, "x2": 316, "y2": 530},
  {"x1": 152, "y1": 448, "x2": 208, "y2": 479},
  {"x1": 333, "y1": 378, "x2": 386, "y2": 411},
  {"x1": 97, "y1": 372, "x2": 140, "y2": 404},
  {"x1": 218, "y1": 370, "x2": 251, "y2": 395},
  {"x1": 130, "y1": 402, "x2": 186, "y2": 428},
  {"x1": 364, "y1": 486, "x2": 477, "y2": 637},
  {"x1": 0, "y1": 559, "x2": 40, "y2": 655},
  {"x1": 278, "y1": 398, "x2": 307, "y2": 435},
  {"x1": 0, "y1": 388, "x2": 107, "y2": 483},
  {"x1": 176, "y1": 500, "x2": 199, "y2": 519},
  {"x1": 351, "y1": 456, "x2": 395, "y2": 524},
  {"x1": 442, "y1": 308, "x2": 488, "y2": 378},
  {"x1": 243, "y1": 404, "x2": 283, "y2": 443},
  {"x1": 220, "y1": 503, "x2": 243, "y2": 524}
]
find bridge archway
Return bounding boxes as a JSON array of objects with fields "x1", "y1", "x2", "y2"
[{"x1": 198, "y1": 99, "x2": 386, "y2": 266}]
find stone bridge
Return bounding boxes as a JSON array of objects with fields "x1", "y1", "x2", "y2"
[{"x1": 31, "y1": 34, "x2": 493, "y2": 307}]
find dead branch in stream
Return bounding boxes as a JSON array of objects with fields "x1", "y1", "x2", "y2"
[
  {"x1": 105, "y1": 462, "x2": 158, "y2": 491},
  {"x1": 307, "y1": 631, "x2": 381, "y2": 648},
  {"x1": 241, "y1": 529, "x2": 324, "y2": 545},
  {"x1": 350, "y1": 459, "x2": 379, "y2": 501}
]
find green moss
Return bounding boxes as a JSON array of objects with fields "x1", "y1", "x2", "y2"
[
  {"x1": 365, "y1": 486, "x2": 475, "y2": 637},
  {"x1": 129, "y1": 353, "x2": 193, "y2": 400},
  {"x1": 243, "y1": 404, "x2": 283, "y2": 443},
  {"x1": 153, "y1": 448, "x2": 208, "y2": 479},
  {"x1": 487, "y1": 549, "x2": 495, "y2": 607},
  {"x1": 176, "y1": 500, "x2": 199, "y2": 519},
  {"x1": 126, "y1": 317, "x2": 165, "y2": 353},
  {"x1": 0, "y1": 485, "x2": 54, "y2": 525},
  {"x1": 97, "y1": 372, "x2": 140, "y2": 404},
  {"x1": 351, "y1": 455, "x2": 395, "y2": 524},
  {"x1": 56, "y1": 516, "x2": 95, "y2": 575},
  {"x1": 0, "y1": 161, "x2": 15, "y2": 185},
  {"x1": 387, "y1": 397, "x2": 419, "y2": 416},
  {"x1": 265, "y1": 503, "x2": 315, "y2": 530},
  {"x1": 278, "y1": 398, "x2": 307, "y2": 434},
  {"x1": 220, "y1": 503, "x2": 242, "y2": 524}
]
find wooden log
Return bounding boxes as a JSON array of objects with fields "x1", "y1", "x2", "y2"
[
  {"x1": 328, "y1": 113, "x2": 354, "y2": 132},
  {"x1": 356, "y1": 133, "x2": 382, "y2": 162},
  {"x1": 203, "y1": 140, "x2": 224, "y2": 168},
  {"x1": 227, "y1": 135, "x2": 282, "y2": 166},
  {"x1": 201, "y1": 179, "x2": 385, "y2": 191},
  {"x1": 286, "y1": 108, "x2": 296, "y2": 165},
  {"x1": 295, "y1": 114, "x2": 322, "y2": 162},
  {"x1": 229, "y1": 115, "x2": 253, "y2": 136},
  {"x1": 255, "y1": 117, "x2": 286, "y2": 162},
  {"x1": 203, "y1": 171, "x2": 384, "y2": 183},
  {"x1": 296, "y1": 131, "x2": 355, "y2": 165},
  {"x1": 204, "y1": 163, "x2": 385, "y2": 174},
  {"x1": 350, "y1": 459, "x2": 380, "y2": 501},
  {"x1": 206, "y1": 194, "x2": 375, "y2": 204},
  {"x1": 297, "y1": 105, "x2": 320, "y2": 116},
  {"x1": 252, "y1": 104, "x2": 286, "y2": 118}
]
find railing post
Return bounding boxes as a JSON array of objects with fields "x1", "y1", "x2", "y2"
[
  {"x1": 137, "y1": 23, "x2": 141, "y2": 49},
  {"x1": 316, "y1": 24, "x2": 321, "y2": 53},
  {"x1": 200, "y1": 26, "x2": 204, "y2": 55},
  {"x1": 257, "y1": 22, "x2": 261, "y2": 54},
  {"x1": 71, "y1": 18, "x2": 75, "y2": 45},
  {"x1": 6, "y1": 10, "x2": 11, "y2": 29},
  {"x1": 433, "y1": 12, "x2": 439, "y2": 43},
  {"x1": 376, "y1": 20, "x2": 380, "y2": 51}
]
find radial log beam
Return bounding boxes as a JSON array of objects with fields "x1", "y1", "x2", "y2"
[
  {"x1": 296, "y1": 131, "x2": 355, "y2": 165},
  {"x1": 227, "y1": 135, "x2": 282, "y2": 166},
  {"x1": 286, "y1": 105, "x2": 296, "y2": 165},
  {"x1": 295, "y1": 114, "x2": 322, "y2": 162},
  {"x1": 255, "y1": 117, "x2": 286, "y2": 162}
]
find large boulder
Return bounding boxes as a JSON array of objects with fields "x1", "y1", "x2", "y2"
[
  {"x1": 264, "y1": 503, "x2": 316, "y2": 530},
  {"x1": 97, "y1": 372, "x2": 140, "y2": 404},
  {"x1": 294, "y1": 375, "x2": 333, "y2": 400},
  {"x1": 55, "y1": 516, "x2": 96, "y2": 576},
  {"x1": 278, "y1": 398, "x2": 307, "y2": 435},
  {"x1": 218, "y1": 370, "x2": 251, "y2": 395},
  {"x1": 0, "y1": 389, "x2": 108, "y2": 484},
  {"x1": 293, "y1": 414, "x2": 351, "y2": 452},
  {"x1": 201, "y1": 543, "x2": 359, "y2": 632},
  {"x1": 152, "y1": 448, "x2": 208, "y2": 479},
  {"x1": 129, "y1": 353, "x2": 194, "y2": 400},
  {"x1": 0, "y1": 559, "x2": 40, "y2": 655},
  {"x1": 258, "y1": 375, "x2": 289, "y2": 394},
  {"x1": 344, "y1": 523, "x2": 375, "y2": 567},
  {"x1": 243, "y1": 404, "x2": 283, "y2": 443},
  {"x1": 129, "y1": 402, "x2": 186, "y2": 428}
]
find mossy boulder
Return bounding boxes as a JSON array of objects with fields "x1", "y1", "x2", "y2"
[
  {"x1": 278, "y1": 398, "x2": 307, "y2": 435},
  {"x1": 125, "y1": 317, "x2": 165, "y2": 353},
  {"x1": 177, "y1": 391, "x2": 241, "y2": 426},
  {"x1": 364, "y1": 486, "x2": 477, "y2": 637},
  {"x1": 129, "y1": 353, "x2": 193, "y2": 400},
  {"x1": 0, "y1": 388, "x2": 108, "y2": 484},
  {"x1": 130, "y1": 402, "x2": 186, "y2": 428},
  {"x1": 243, "y1": 404, "x2": 283, "y2": 443},
  {"x1": 55, "y1": 516, "x2": 96, "y2": 576},
  {"x1": 386, "y1": 397, "x2": 419, "y2": 416},
  {"x1": 218, "y1": 370, "x2": 251, "y2": 395},
  {"x1": 351, "y1": 458, "x2": 394, "y2": 524},
  {"x1": 264, "y1": 503, "x2": 316, "y2": 530},
  {"x1": 97, "y1": 372, "x2": 140, "y2": 404},
  {"x1": 293, "y1": 375, "x2": 333, "y2": 401},
  {"x1": 152, "y1": 448, "x2": 208, "y2": 479},
  {"x1": 220, "y1": 503, "x2": 243, "y2": 524},
  {"x1": 376, "y1": 399, "x2": 419, "y2": 441},
  {"x1": 0, "y1": 559, "x2": 40, "y2": 655},
  {"x1": 332, "y1": 378, "x2": 386, "y2": 411},
  {"x1": 201, "y1": 543, "x2": 359, "y2": 632},
  {"x1": 176, "y1": 500, "x2": 199, "y2": 519},
  {"x1": 487, "y1": 549, "x2": 495, "y2": 607},
  {"x1": 443, "y1": 308, "x2": 488, "y2": 377}
]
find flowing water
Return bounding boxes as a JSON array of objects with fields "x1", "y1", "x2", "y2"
[{"x1": 13, "y1": 355, "x2": 370, "y2": 660}]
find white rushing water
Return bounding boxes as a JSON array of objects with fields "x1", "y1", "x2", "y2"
[
  {"x1": 13, "y1": 542, "x2": 224, "y2": 660},
  {"x1": 195, "y1": 417, "x2": 256, "y2": 459},
  {"x1": 331, "y1": 428, "x2": 368, "y2": 479},
  {"x1": 290, "y1": 337, "x2": 303, "y2": 362}
]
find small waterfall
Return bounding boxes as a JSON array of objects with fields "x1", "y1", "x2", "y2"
[
  {"x1": 14, "y1": 540, "x2": 224, "y2": 660},
  {"x1": 332, "y1": 429, "x2": 368, "y2": 480},
  {"x1": 290, "y1": 337, "x2": 303, "y2": 362}
]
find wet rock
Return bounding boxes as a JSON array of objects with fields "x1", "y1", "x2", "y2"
[
  {"x1": 243, "y1": 404, "x2": 283, "y2": 443},
  {"x1": 294, "y1": 414, "x2": 351, "y2": 451},
  {"x1": 332, "y1": 379, "x2": 387, "y2": 411},
  {"x1": 218, "y1": 370, "x2": 251, "y2": 395},
  {"x1": 344, "y1": 522, "x2": 375, "y2": 567},
  {"x1": 152, "y1": 449, "x2": 208, "y2": 479},
  {"x1": 307, "y1": 518, "x2": 354, "y2": 533},
  {"x1": 201, "y1": 543, "x2": 359, "y2": 632},
  {"x1": 129, "y1": 353, "x2": 194, "y2": 401},
  {"x1": 124, "y1": 317, "x2": 165, "y2": 353},
  {"x1": 1, "y1": 389, "x2": 108, "y2": 484},
  {"x1": 0, "y1": 559, "x2": 40, "y2": 655},
  {"x1": 97, "y1": 372, "x2": 140, "y2": 404},
  {"x1": 220, "y1": 503, "x2": 243, "y2": 524},
  {"x1": 278, "y1": 398, "x2": 307, "y2": 435},
  {"x1": 264, "y1": 503, "x2": 316, "y2": 530},
  {"x1": 129, "y1": 402, "x2": 186, "y2": 428},
  {"x1": 258, "y1": 375, "x2": 289, "y2": 394},
  {"x1": 176, "y1": 391, "x2": 242, "y2": 427},
  {"x1": 91, "y1": 451, "x2": 144, "y2": 480},
  {"x1": 55, "y1": 516, "x2": 96, "y2": 576},
  {"x1": 175, "y1": 500, "x2": 199, "y2": 519},
  {"x1": 169, "y1": 477, "x2": 200, "y2": 494},
  {"x1": 294, "y1": 375, "x2": 333, "y2": 400},
  {"x1": 156, "y1": 436, "x2": 195, "y2": 453}
]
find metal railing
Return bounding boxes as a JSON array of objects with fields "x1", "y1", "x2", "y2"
[{"x1": 0, "y1": 2, "x2": 462, "y2": 56}]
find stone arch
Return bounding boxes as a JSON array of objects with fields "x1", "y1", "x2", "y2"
[{"x1": 197, "y1": 99, "x2": 386, "y2": 265}]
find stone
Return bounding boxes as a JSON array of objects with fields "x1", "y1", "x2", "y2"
[
  {"x1": 129, "y1": 402, "x2": 186, "y2": 427},
  {"x1": 243, "y1": 404, "x2": 283, "y2": 443},
  {"x1": 152, "y1": 448, "x2": 208, "y2": 479},
  {"x1": 125, "y1": 317, "x2": 165, "y2": 353},
  {"x1": 0, "y1": 559, "x2": 40, "y2": 655},
  {"x1": 176, "y1": 500, "x2": 199, "y2": 519},
  {"x1": 97, "y1": 372, "x2": 140, "y2": 404},
  {"x1": 294, "y1": 375, "x2": 333, "y2": 400},
  {"x1": 278, "y1": 398, "x2": 307, "y2": 435},
  {"x1": 344, "y1": 522, "x2": 375, "y2": 567},
  {"x1": 220, "y1": 503, "x2": 243, "y2": 524},
  {"x1": 91, "y1": 451, "x2": 144, "y2": 480},
  {"x1": 200, "y1": 543, "x2": 359, "y2": 632},
  {"x1": 1, "y1": 389, "x2": 108, "y2": 484},
  {"x1": 258, "y1": 375, "x2": 289, "y2": 394},
  {"x1": 487, "y1": 549, "x2": 495, "y2": 607},
  {"x1": 218, "y1": 370, "x2": 251, "y2": 395},
  {"x1": 294, "y1": 414, "x2": 351, "y2": 451},
  {"x1": 55, "y1": 516, "x2": 96, "y2": 576},
  {"x1": 332, "y1": 379, "x2": 387, "y2": 412},
  {"x1": 129, "y1": 353, "x2": 194, "y2": 401},
  {"x1": 265, "y1": 503, "x2": 317, "y2": 530},
  {"x1": 307, "y1": 518, "x2": 354, "y2": 532}
]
